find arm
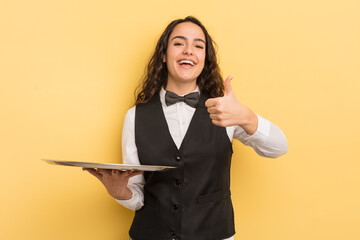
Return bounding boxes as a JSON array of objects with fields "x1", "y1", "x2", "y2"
[
  {"x1": 115, "y1": 107, "x2": 145, "y2": 210},
  {"x1": 206, "y1": 76, "x2": 288, "y2": 158},
  {"x1": 231, "y1": 114, "x2": 288, "y2": 158}
]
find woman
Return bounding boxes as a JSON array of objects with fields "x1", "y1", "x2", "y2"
[{"x1": 84, "y1": 16, "x2": 288, "y2": 240}]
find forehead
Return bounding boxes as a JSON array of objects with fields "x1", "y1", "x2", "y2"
[{"x1": 169, "y1": 22, "x2": 206, "y2": 41}]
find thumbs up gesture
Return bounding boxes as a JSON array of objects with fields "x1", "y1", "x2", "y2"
[{"x1": 205, "y1": 76, "x2": 258, "y2": 135}]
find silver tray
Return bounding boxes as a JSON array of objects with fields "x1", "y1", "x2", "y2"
[{"x1": 43, "y1": 159, "x2": 176, "y2": 171}]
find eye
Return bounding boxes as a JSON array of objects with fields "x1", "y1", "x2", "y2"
[
  {"x1": 174, "y1": 42, "x2": 183, "y2": 46},
  {"x1": 195, "y1": 45, "x2": 204, "y2": 49}
]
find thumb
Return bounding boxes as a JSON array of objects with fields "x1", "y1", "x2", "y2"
[
  {"x1": 224, "y1": 76, "x2": 233, "y2": 95},
  {"x1": 129, "y1": 171, "x2": 144, "y2": 178}
]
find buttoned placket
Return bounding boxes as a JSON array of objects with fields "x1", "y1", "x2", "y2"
[
  {"x1": 173, "y1": 102, "x2": 187, "y2": 240},
  {"x1": 177, "y1": 102, "x2": 187, "y2": 138}
]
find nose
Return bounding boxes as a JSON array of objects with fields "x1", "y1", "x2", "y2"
[{"x1": 183, "y1": 44, "x2": 193, "y2": 55}]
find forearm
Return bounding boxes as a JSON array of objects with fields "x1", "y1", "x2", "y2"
[{"x1": 234, "y1": 114, "x2": 288, "y2": 158}]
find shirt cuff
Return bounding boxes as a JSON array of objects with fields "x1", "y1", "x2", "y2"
[
  {"x1": 241, "y1": 114, "x2": 270, "y2": 139},
  {"x1": 254, "y1": 114, "x2": 270, "y2": 138}
]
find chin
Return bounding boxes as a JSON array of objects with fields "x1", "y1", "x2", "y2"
[
  {"x1": 177, "y1": 72, "x2": 200, "y2": 82},
  {"x1": 178, "y1": 77, "x2": 198, "y2": 83}
]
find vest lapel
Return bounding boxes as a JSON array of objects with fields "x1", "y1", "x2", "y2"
[{"x1": 156, "y1": 92, "x2": 208, "y2": 151}]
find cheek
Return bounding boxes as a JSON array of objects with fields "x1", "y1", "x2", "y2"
[
  {"x1": 198, "y1": 54, "x2": 206, "y2": 70},
  {"x1": 198, "y1": 51, "x2": 206, "y2": 63},
  {"x1": 165, "y1": 50, "x2": 177, "y2": 64}
]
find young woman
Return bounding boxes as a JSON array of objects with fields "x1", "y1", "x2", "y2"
[{"x1": 84, "y1": 16, "x2": 288, "y2": 240}]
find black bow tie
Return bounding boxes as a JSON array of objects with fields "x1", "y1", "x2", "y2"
[{"x1": 165, "y1": 91, "x2": 200, "y2": 108}]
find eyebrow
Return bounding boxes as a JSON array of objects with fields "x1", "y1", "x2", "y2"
[{"x1": 171, "y1": 35, "x2": 206, "y2": 44}]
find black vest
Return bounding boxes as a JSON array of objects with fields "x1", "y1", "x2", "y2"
[{"x1": 129, "y1": 93, "x2": 235, "y2": 240}]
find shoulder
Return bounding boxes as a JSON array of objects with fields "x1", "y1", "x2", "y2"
[
  {"x1": 135, "y1": 94, "x2": 161, "y2": 114},
  {"x1": 126, "y1": 106, "x2": 136, "y2": 116},
  {"x1": 124, "y1": 106, "x2": 136, "y2": 126}
]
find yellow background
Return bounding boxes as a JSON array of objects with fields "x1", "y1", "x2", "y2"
[{"x1": 1, "y1": 0, "x2": 359, "y2": 239}]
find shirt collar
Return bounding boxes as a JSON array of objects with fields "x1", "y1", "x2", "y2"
[{"x1": 160, "y1": 86, "x2": 200, "y2": 107}]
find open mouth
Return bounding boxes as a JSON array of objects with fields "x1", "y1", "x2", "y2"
[{"x1": 178, "y1": 59, "x2": 195, "y2": 66}]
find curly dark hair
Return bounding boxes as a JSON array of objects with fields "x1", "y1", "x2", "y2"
[{"x1": 135, "y1": 16, "x2": 224, "y2": 104}]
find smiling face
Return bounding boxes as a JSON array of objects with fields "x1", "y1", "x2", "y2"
[{"x1": 164, "y1": 22, "x2": 206, "y2": 93}]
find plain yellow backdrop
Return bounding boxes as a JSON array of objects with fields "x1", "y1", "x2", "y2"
[{"x1": 1, "y1": 0, "x2": 359, "y2": 239}]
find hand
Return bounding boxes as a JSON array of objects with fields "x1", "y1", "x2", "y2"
[
  {"x1": 83, "y1": 168, "x2": 143, "y2": 200},
  {"x1": 205, "y1": 76, "x2": 258, "y2": 135}
]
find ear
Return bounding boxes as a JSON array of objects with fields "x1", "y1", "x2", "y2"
[{"x1": 163, "y1": 55, "x2": 166, "y2": 63}]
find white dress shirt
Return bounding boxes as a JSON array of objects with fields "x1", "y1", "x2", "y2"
[{"x1": 117, "y1": 87, "x2": 288, "y2": 240}]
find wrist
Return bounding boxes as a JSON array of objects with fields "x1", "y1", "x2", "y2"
[
  {"x1": 240, "y1": 111, "x2": 258, "y2": 135},
  {"x1": 113, "y1": 188, "x2": 133, "y2": 201}
]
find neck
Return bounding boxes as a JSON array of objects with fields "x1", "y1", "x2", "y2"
[{"x1": 165, "y1": 80, "x2": 197, "y2": 95}]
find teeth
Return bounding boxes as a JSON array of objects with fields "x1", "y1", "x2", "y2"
[{"x1": 179, "y1": 60, "x2": 194, "y2": 66}]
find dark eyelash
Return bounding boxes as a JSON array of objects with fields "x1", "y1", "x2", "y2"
[
  {"x1": 174, "y1": 43, "x2": 182, "y2": 46},
  {"x1": 196, "y1": 45, "x2": 204, "y2": 49}
]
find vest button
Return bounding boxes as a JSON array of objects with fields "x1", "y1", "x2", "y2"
[
  {"x1": 175, "y1": 156, "x2": 181, "y2": 161},
  {"x1": 173, "y1": 204, "x2": 179, "y2": 211},
  {"x1": 175, "y1": 179, "x2": 181, "y2": 186}
]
